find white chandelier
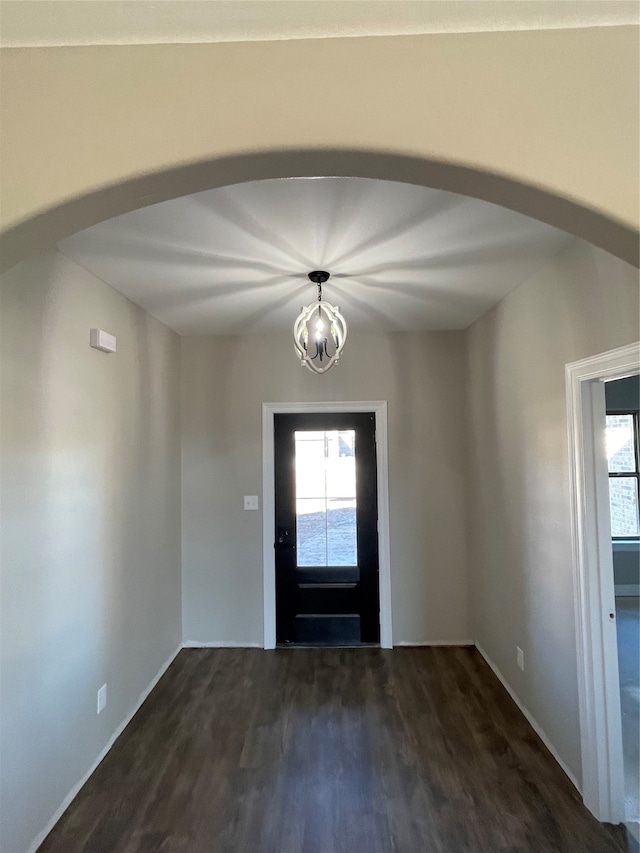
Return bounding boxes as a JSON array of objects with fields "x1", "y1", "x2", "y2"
[{"x1": 293, "y1": 271, "x2": 347, "y2": 374}]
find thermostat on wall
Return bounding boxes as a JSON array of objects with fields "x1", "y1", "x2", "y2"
[{"x1": 90, "y1": 328, "x2": 117, "y2": 353}]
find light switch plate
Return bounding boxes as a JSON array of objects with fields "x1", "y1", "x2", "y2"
[{"x1": 244, "y1": 495, "x2": 259, "y2": 510}]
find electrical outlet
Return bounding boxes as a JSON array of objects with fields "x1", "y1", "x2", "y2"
[
  {"x1": 243, "y1": 495, "x2": 259, "y2": 510},
  {"x1": 97, "y1": 683, "x2": 107, "y2": 714},
  {"x1": 516, "y1": 647, "x2": 524, "y2": 671}
]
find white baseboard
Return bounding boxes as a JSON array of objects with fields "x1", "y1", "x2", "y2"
[
  {"x1": 615, "y1": 585, "x2": 640, "y2": 596},
  {"x1": 394, "y1": 640, "x2": 474, "y2": 647},
  {"x1": 27, "y1": 643, "x2": 182, "y2": 853},
  {"x1": 185, "y1": 640, "x2": 475, "y2": 649},
  {"x1": 182, "y1": 640, "x2": 263, "y2": 648},
  {"x1": 475, "y1": 642, "x2": 580, "y2": 794}
]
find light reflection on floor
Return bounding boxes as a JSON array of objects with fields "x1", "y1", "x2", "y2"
[{"x1": 615, "y1": 596, "x2": 639, "y2": 825}]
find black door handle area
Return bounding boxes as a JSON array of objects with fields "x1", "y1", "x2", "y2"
[{"x1": 276, "y1": 526, "x2": 295, "y2": 546}]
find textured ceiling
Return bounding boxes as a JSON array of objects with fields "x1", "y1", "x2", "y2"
[
  {"x1": 58, "y1": 178, "x2": 572, "y2": 336},
  {"x1": 1, "y1": 0, "x2": 638, "y2": 47}
]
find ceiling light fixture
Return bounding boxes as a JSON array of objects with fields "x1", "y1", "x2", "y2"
[{"x1": 293, "y1": 271, "x2": 347, "y2": 374}]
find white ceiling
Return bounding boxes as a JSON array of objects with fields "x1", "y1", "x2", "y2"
[
  {"x1": 58, "y1": 178, "x2": 573, "y2": 336},
  {"x1": 1, "y1": 0, "x2": 637, "y2": 48}
]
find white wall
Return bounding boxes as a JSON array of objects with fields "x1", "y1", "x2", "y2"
[
  {"x1": 181, "y1": 331, "x2": 470, "y2": 646},
  {"x1": 466, "y1": 239, "x2": 640, "y2": 787},
  {"x1": 0, "y1": 251, "x2": 182, "y2": 853}
]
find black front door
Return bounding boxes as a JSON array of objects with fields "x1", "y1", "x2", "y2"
[{"x1": 274, "y1": 412, "x2": 379, "y2": 645}]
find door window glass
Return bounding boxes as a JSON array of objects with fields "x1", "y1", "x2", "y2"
[{"x1": 295, "y1": 430, "x2": 357, "y2": 566}]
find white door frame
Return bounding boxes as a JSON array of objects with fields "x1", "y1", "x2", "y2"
[
  {"x1": 262, "y1": 400, "x2": 393, "y2": 650},
  {"x1": 566, "y1": 341, "x2": 640, "y2": 823}
]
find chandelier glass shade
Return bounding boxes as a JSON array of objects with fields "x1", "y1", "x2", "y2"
[{"x1": 293, "y1": 271, "x2": 347, "y2": 374}]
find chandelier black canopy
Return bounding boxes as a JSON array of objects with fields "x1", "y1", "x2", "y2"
[{"x1": 293, "y1": 271, "x2": 347, "y2": 374}]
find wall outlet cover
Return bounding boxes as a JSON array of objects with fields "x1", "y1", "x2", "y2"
[
  {"x1": 244, "y1": 495, "x2": 259, "y2": 510},
  {"x1": 97, "y1": 683, "x2": 107, "y2": 714},
  {"x1": 516, "y1": 647, "x2": 524, "y2": 671}
]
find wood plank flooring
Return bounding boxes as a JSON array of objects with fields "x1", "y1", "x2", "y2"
[{"x1": 38, "y1": 647, "x2": 631, "y2": 853}]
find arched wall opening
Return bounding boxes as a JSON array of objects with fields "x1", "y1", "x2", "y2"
[
  {"x1": 1, "y1": 148, "x2": 639, "y2": 273},
  {"x1": 1, "y1": 27, "x2": 638, "y2": 272}
]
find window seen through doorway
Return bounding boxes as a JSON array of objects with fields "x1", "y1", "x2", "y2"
[{"x1": 606, "y1": 412, "x2": 640, "y2": 537}]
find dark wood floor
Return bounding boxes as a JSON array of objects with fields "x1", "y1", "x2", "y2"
[{"x1": 39, "y1": 647, "x2": 632, "y2": 853}]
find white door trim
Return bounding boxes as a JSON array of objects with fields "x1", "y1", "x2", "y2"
[
  {"x1": 262, "y1": 400, "x2": 393, "y2": 650},
  {"x1": 566, "y1": 341, "x2": 639, "y2": 823}
]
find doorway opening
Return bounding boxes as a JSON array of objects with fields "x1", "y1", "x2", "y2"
[
  {"x1": 262, "y1": 401, "x2": 392, "y2": 650},
  {"x1": 604, "y1": 377, "x2": 640, "y2": 828},
  {"x1": 566, "y1": 341, "x2": 640, "y2": 830}
]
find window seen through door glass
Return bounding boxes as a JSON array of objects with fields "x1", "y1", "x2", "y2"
[{"x1": 295, "y1": 430, "x2": 357, "y2": 566}]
